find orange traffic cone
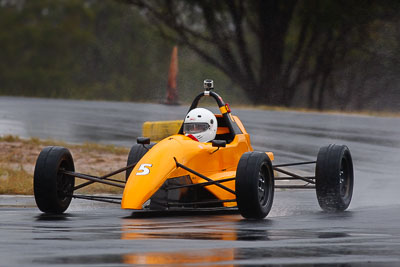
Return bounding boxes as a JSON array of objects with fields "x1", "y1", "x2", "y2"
[{"x1": 165, "y1": 46, "x2": 179, "y2": 105}]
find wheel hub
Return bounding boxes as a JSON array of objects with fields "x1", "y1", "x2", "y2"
[
  {"x1": 258, "y1": 170, "x2": 267, "y2": 204},
  {"x1": 339, "y1": 160, "x2": 349, "y2": 198}
]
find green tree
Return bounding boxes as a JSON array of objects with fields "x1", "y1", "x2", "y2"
[{"x1": 0, "y1": 1, "x2": 175, "y2": 101}]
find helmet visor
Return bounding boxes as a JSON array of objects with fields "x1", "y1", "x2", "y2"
[{"x1": 183, "y1": 123, "x2": 210, "y2": 134}]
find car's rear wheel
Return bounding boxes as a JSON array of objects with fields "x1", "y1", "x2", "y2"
[
  {"x1": 315, "y1": 144, "x2": 354, "y2": 212},
  {"x1": 34, "y1": 146, "x2": 75, "y2": 214},
  {"x1": 126, "y1": 143, "x2": 155, "y2": 180},
  {"x1": 235, "y1": 152, "x2": 274, "y2": 219}
]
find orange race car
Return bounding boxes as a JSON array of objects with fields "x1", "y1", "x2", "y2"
[{"x1": 33, "y1": 79, "x2": 354, "y2": 219}]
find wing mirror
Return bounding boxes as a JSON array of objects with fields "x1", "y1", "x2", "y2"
[
  {"x1": 137, "y1": 137, "x2": 150, "y2": 145},
  {"x1": 212, "y1": 140, "x2": 226, "y2": 148}
]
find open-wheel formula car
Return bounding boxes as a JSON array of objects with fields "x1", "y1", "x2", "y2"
[{"x1": 33, "y1": 79, "x2": 354, "y2": 219}]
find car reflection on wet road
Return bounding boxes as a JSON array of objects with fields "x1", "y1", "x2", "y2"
[{"x1": 1, "y1": 193, "x2": 400, "y2": 266}]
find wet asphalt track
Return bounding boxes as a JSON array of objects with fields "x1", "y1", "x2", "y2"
[
  {"x1": 1, "y1": 96, "x2": 400, "y2": 265},
  {"x1": 1, "y1": 195, "x2": 400, "y2": 266}
]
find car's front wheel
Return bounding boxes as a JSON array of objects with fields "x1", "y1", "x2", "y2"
[
  {"x1": 315, "y1": 144, "x2": 354, "y2": 212},
  {"x1": 235, "y1": 152, "x2": 274, "y2": 219},
  {"x1": 34, "y1": 146, "x2": 75, "y2": 214},
  {"x1": 126, "y1": 143, "x2": 155, "y2": 181}
]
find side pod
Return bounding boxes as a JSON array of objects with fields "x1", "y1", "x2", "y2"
[{"x1": 121, "y1": 136, "x2": 198, "y2": 210}]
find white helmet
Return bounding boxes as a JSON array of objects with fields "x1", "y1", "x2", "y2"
[{"x1": 183, "y1": 108, "x2": 217, "y2": 142}]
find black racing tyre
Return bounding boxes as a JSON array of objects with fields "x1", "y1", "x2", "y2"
[
  {"x1": 315, "y1": 144, "x2": 354, "y2": 212},
  {"x1": 126, "y1": 143, "x2": 155, "y2": 180},
  {"x1": 235, "y1": 152, "x2": 274, "y2": 219},
  {"x1": 33, "y1": 146, "x2": 75, "y2": 214}
]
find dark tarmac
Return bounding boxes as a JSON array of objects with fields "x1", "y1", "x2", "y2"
[
  {"x1": 1, "y1": 96, "x2": 400, "y2": 265},
  {"x1": 1, "y1": 194, "x2": 400, "y2": 266}
]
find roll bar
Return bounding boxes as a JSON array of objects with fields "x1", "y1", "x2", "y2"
[{"x1": 178, "y1": 90, "x2": 237, "y2": 141}]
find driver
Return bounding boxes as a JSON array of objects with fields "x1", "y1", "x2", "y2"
[{"x1": 183, "y1": 108, "x2": 217, "y2": 142}]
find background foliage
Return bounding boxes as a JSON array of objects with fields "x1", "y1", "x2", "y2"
[
  {"x1": 0, "y1": 0, "x2": 237, "y2": 103},
  {"x1": 0, "y1": 0, "x2": 399, "y2": 111}
]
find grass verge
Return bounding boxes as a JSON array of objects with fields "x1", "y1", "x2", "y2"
[{"x1": 0, "y1": 135, "x2": 129, "y2": 195}]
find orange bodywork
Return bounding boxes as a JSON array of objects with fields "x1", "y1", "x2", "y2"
[{"x1": 121, "y1": 115, "x2": 273, "y2": 210}]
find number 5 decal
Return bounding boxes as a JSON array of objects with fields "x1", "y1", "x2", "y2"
[{"x1": 136, "y1": 164, "x2": 152, "y2": 176}]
